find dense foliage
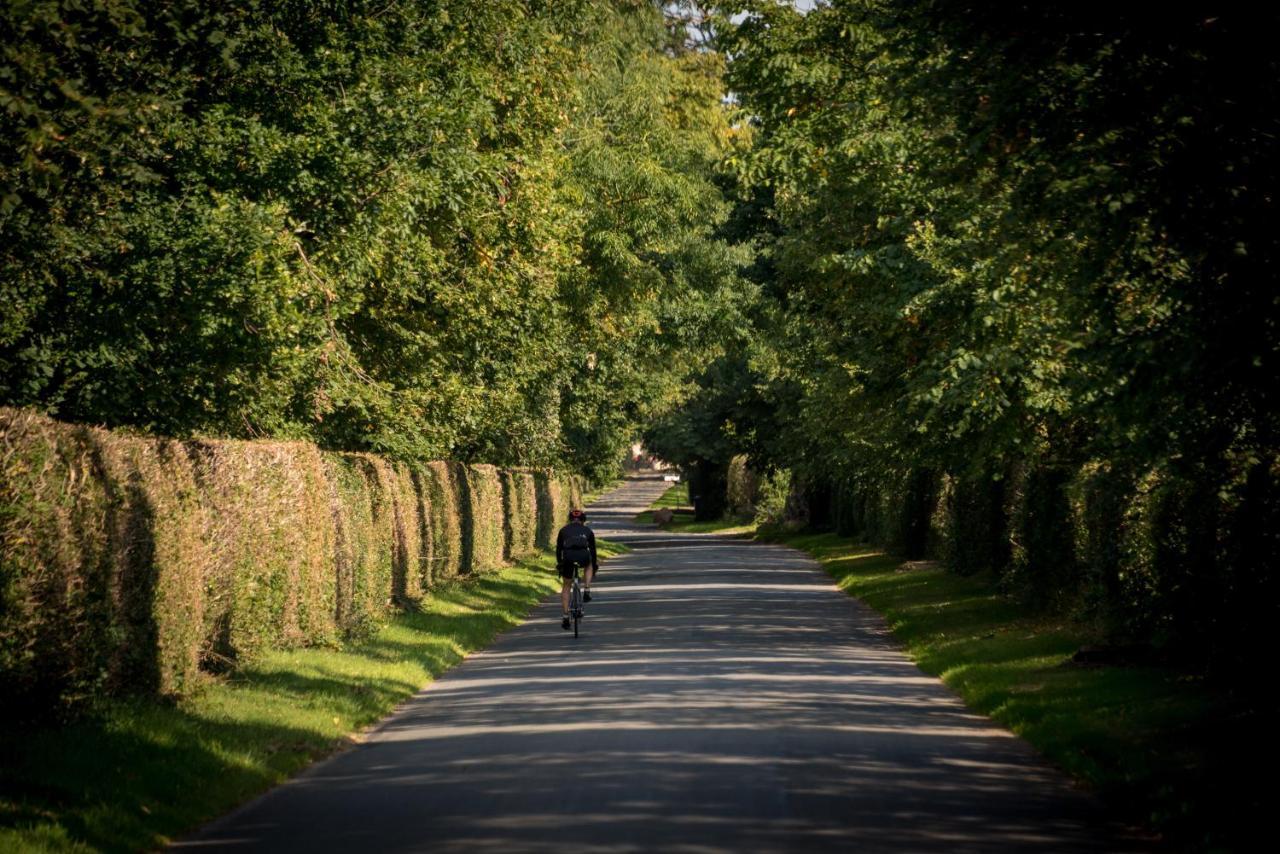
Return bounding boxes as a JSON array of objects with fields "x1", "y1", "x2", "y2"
[
  {"x1": 650, "y1": 0, "x2": 1279, "y2": 680},
  {"x1": 7, "y1": 0, "x2": 1278, "y2": 679},
  {"x1": 1, "y1": 0, "x2": 747, "y2": 479},
  {"x1": 0, "y1": 406, "x2": 586, "y2": 718}
]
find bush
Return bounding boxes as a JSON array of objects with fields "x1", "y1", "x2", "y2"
[
  {"x1": 421, "y1": 461, "x2": 464, "y2": 581},
  {"x1": 380, "y1": 459, "x2": 426, "y2": 603},
  {"x1": 93, "y1": 434, "x2": 208, "y2": 697},
  {"x1": 1006, "y1": 463, "x2": 1079, "y2": 608},
  {"x1": 348, "y1": 454, "x2": 411, "y2": 608},
  {"x1": 322, "y1": 454, "x2": 389, "y2": 638},
  {"x1": 501, "y1": 469, "x2": 538, "y2": 560},
  {"x1": 405, "y1": 463, "x2": 437, "y2": 591},
  {"x1": 460, "y1": 464, "x2": 505, "y2": 573},
  {"x1": 566, "y1": 474, "x2": 586, "y2": 511},
  {"x1": 188, "y1": 440, "x2": 340, "y2": 664},
  {"x1": 726, "y1": 455, "x2": 760, "y2": 518},
  {"x1": 895, "y1": 468, "x2": 940, "y2": 561},
  {"x1": 767, "y1": 445, "x2": 1278, "y2": 686},
  {"x1": 0, "y1": 408, "x2": 585, "y2": 718},
  {"x1": 2, "y1": 411, "x2": 148, "y2": 715},
  {"x1": 753, "y1": 469, "x2": 792, "y2": 527},
  {"x1": 687, "y1": 460, "x2": 730, "y2": 521},
  {"x1": 1067, "y1": 462, "x2": 1130, "y2": 626},
  {"x1": 534, "y1": 470, "x2": 565, "y2": 550}
]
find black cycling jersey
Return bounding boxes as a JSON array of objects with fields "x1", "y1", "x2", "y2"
[{"x1": 555, "y1": 520, "x2": 598, "y2": 577}]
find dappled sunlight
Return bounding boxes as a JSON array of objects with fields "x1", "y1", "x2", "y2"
[
  {"x1": 605, "y1": 582, "x2": 835, "y2": 594},
  {"x1": 178, "y1": 479, "x2": 1135, "y2": 853},
  {"x1": 370, "y1": 720, "x2": 1016, "y2": 742}
]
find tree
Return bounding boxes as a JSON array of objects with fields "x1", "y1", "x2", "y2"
[
  {"x1": 656, "y1": 0, "x2": 1280, "y2": 670},
  {"x1": 1, "y1": 1, "x2": 749, "y2": 481}
]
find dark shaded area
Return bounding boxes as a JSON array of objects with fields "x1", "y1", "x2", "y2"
[
  {"x1": 946, "y1": 468, "x2": 1009, "y2": 578},
  {"x1": 687, "y1": 458, "x2": 728, "y2": 521}
]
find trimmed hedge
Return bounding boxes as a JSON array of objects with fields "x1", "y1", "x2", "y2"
[
  {"x1": 0, "y1": 408, "x2": 585, "y2": 718},
  {"x1": 460, "y1": 464, "x2": 506, "y2": 575},
  {"x1": 323, "y1": 454, "x2": 389, "y2": 638},
  {"x1": 420, "y1": 460, "x2": 464, "y2": 582},
  {"x1": 534, "y1": 469, "x2": 570, "y2": 550},
  {"x1": 502, "y1": 469, "x2": 539, "y2": 560},
  {"x1": 0, "y1": 414, "x2": 212, "y2": 708},
  {"x1": 775, "y1": 447, "x2": 1280, "y2": 679},
  {"x1": 567, "y1": 474, "x2": 585, "y2": 512},
  {"x1": 190, "y1": 440, "x2": 340, "y2": 667}
]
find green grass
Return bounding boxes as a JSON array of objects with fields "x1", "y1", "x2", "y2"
[
  {"x1": 648, "y1": 480, "x2": 690, "y2": 510},
  {"x1": 634, "y1": 482, "x2": 758, "y2": 535},
  {"x1": 662, "y1": 517, "x2": 758, "y2": 535},
  {"x1": 0, "y1": 543, "x2": 627, "y2": 853},
  {"x1": 764, "y1": 531, "x2": 1258, "y2": 850}
]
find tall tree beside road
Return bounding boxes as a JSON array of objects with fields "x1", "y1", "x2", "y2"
[
  {"x1": 666, "y1": 0, "x2": 1280, "y2": 674},
  {"x1": 0, "y1": 1, "x2": 747, "y2": 477},
  {"x1": 553, "y1": 3, "x2": 753, "y2": 482}
]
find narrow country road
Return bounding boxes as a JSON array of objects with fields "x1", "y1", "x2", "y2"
[{"x1": 177, "y1": 477, "x2": 1139, "y2": 853}]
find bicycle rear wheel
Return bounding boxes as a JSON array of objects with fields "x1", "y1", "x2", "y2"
[{"x1": 570, "y1": 576, "x2": 583, "y2": 639}]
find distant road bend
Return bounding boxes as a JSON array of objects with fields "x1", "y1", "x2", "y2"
[{"x1": 177, "y1": 476, "x2": 1142, "y2": 853}]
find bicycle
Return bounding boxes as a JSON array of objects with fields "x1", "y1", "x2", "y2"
[{"x1": 567, "y1": 561, "x2": 587, "y2": 638}]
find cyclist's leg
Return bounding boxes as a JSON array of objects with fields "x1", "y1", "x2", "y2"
[{"x1": 558, "y1": 561, "x2": 573, "y2": 623}]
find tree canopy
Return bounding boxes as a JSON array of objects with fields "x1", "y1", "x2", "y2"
[
  {"x1": 1, "y1": 0, "x2": 749, "y2": 479},
  {"x1": 4, "y1": 0, "x2": 1278, "y2": 672},
  {"x1": 644, "y1": 0, "x2": 1279, "y2": 675}
]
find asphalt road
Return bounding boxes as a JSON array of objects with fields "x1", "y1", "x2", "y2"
[{"x1": 177, "y1": 476, "x2": 1140, "y2": 853}]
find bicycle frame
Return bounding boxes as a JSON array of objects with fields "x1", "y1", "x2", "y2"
[{"x1": 568, "y1": 563, "x2": 586, "y2": 638}]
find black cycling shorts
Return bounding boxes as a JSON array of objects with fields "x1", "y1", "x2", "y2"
[{"x1": 558, "y1": 560, "x2": 592, "y2": 579}]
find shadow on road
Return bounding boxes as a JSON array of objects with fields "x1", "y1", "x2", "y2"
[{"x1": 178, "y1": 477, "x2": 1146, "y2": 853}]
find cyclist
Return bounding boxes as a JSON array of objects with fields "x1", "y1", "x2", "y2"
[{"x1": 556, "y1": 508, "x2": 598, "y2": 630}]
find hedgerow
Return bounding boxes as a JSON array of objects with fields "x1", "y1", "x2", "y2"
[{"x1": 0, "y1": 408, "x2": 582, "y2": 719}]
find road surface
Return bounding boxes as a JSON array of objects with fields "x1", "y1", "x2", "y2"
[{"x1": 177, "y1": 476, "x2": 1139, "y2": 852}]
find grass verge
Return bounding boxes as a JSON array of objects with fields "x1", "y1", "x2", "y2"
[
  {"x1": 633, "y1": 482, "x2": 757, "y2": 535},
  {"x1": 762, "y1": 530, "x2": 1258, "y2": 850},
  {"x1": 0, "y1": 543, "x2": 627, "y2": 853}
]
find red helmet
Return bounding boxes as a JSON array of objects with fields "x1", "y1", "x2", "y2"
[{"x1": 568, "y1": 508, "x2": 586, "y2": 522}]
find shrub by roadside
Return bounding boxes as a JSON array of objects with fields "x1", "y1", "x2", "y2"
[{"x1": 0, "y1": 407, "x2": 584, "y2": 720}]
